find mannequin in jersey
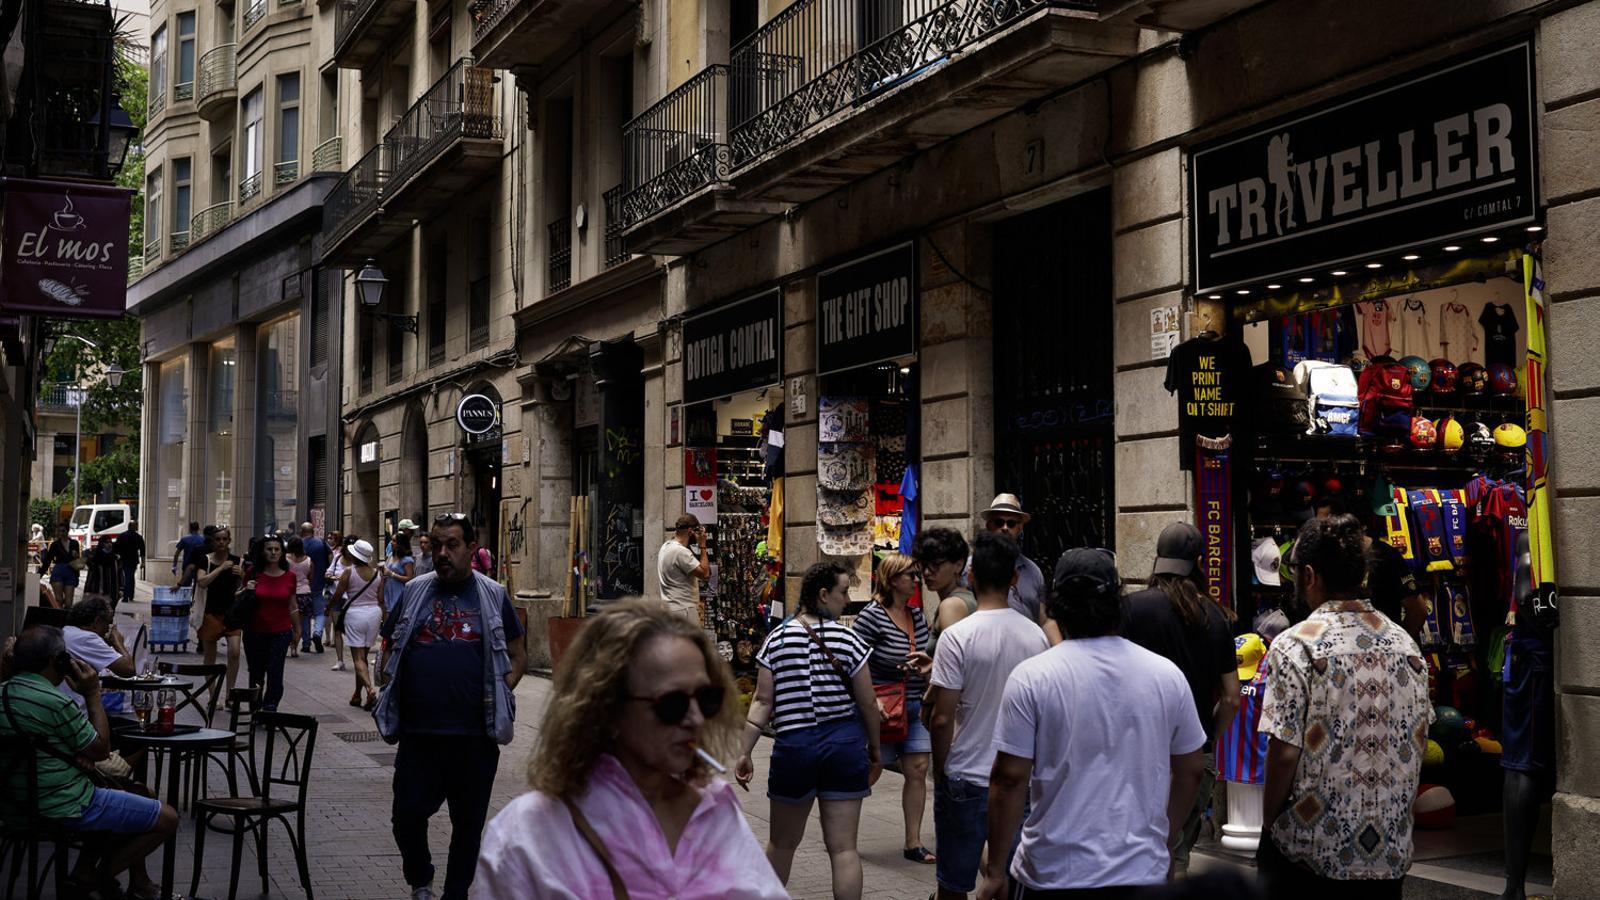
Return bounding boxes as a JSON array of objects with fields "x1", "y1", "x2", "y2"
[{"x1": 1501, "y1": 531, "x2": 1545, "y2": 900}]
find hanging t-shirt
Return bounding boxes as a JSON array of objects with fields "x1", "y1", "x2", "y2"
[
  {"x1": 1395, "y1": 298, "x2": 1430, "y2": 359},
  {"x1": 1163, "y1": 336, "x2": 1254, "y2": 470},
  {"x1": 1480, "y1": 303, "x2": 1520, "y2": 368},
  {"x1": 1464, "y1": 476, "x2": 1528, "y2": 614},
  {"x1": 1439, "y1": 302, "x2": 1478, "y2": 363},
  {"x1": 1356, "y1": 299, "x2": 1395, "y2": 358}
]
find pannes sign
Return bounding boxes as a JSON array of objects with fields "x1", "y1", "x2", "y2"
[
  {"x1": 0, "y1": 178, "x2": 133, "y2": 319},
  {"x1": 1189, "y1": 41, "x2": 1537, "y2": 295}
]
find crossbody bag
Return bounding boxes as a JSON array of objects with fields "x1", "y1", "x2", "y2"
[
  {"x1": 331, "y1": 571, "x2": 377, "y2": 631},
  {"x1": 564, "y1": 797, "x2": 628, "y2": 899},
  {"x1": 796, "y1": 617, "x2": 901, "y2": 738}
]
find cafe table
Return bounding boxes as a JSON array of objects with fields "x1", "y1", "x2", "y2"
[{"x1": 116, "y1": 725, "x2": 235, "y2": 900}]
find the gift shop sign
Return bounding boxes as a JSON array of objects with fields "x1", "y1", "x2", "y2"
[
  {"x1": 817, "y1": 242, "x2": 917, "y2": 376},
  {"x1": 1190, "y1": 40, "x2": 1537, "y2": 294},
  {"x1": 682, "y1": 289, "x2": 782, "y2": 405},
  {"x1": 1, "y1": 178, "x2": 133, "y2": 319}
]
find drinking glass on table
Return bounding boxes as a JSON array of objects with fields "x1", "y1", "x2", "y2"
[{"x1": 133, "y1": 690, "x2": 153, "y2": 730}]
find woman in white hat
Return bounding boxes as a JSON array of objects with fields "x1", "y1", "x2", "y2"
[{"x1": 329, "y1": 539, "x2": 384, "y2": 709}]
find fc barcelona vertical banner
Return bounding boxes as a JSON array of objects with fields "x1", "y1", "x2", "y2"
[
  {"x1": 1196, "y1": 435, "x2": 1235, "y2": 612},
  {"x1": 1522, "y1": 253, "x2": 1558, "y2": 621}
]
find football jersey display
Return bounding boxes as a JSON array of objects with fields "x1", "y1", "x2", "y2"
[
  {"x1": 1465, "y1": 476, "x2": 1529, "y2": 615},
  {"x1": 1218, "y1": 670, "x2": 1269, "y2": 785}
]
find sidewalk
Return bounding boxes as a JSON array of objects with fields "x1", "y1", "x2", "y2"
[{"x1": 106, "y1": 583, "x2": 1529, "y2": 899}]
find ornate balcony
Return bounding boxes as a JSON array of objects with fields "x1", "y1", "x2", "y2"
[
  {"x1": 275, "y1": 160, "x2": 299, "y2": 185},
  {"x1": 622, "y1": 0, "x2": 1134, "y2": 255},
  {"x1": 148, "y1": 86, "x2": 166, "y2": 119},
  {"x1": 243, "y1": 0, "x2": 265, "y2": 31},
  {"x1": 311, "y1": 136, "x2": 342, "y2": 172},
  {"x1": 170, "y1": 230, "x2": 190, "y2": 253},
  {"x1": 322, "y1": 59, "x2": 503, "y2": 265},
  {"x1": 240, "y1": 171, "x2": 262, "y2": 201},
  {"x1": 196, "y1": 44, "x2": 237, "y2": 121},
  {"x1": 143, "y1": 236, "x2": 163, "y2": 264},
  {"x1": 331, "y1": 0, "x2": 415, "y2": 70},
  {"x1": 470, "y1": 0, "x2": 630, "y2": 72},
  {"x1": 190, "y1": 200, "x2": 233, "y2": 244},
  {"x1": 127, "y1": 255, "x2": 143, "y2": 283},
  {"x1": 173, "y1": 81, "x2": 193, "y2": 102}
]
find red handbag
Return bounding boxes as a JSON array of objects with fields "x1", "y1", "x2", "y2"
[{"x1": 874, "y1": 681, "x2": 909, "y2": 745}]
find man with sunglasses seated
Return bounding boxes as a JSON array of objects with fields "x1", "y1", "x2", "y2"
[{"x1": 377, "y1": 513, "x2": 528, "y2": 900}]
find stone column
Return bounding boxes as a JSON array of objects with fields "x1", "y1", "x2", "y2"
[
  {"x1": 1537, "y1": 3, "x2": 1600, "y2": 893},
  {"x1": 1109, "y1": 148, "x2": 1189, "y2": 577},
  {"x1": 231, "y1": 323, "x2": 259, "y2": 535},
  {"x1": 183, "y1": 343, "x2": 210, "y2": 531}
]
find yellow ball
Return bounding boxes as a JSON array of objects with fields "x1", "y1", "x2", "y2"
[{"x1": 1424, "y1": 739, "x2": 1446, "y2": 767}]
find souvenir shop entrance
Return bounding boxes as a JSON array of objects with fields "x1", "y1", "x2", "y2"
[{"x1": 1181, "y1": 39, "x2": 1556, "y2": 890}]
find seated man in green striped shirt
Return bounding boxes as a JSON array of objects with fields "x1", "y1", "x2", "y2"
[{"x1": 0, "y1": 626, "x2": 177, "y2": 899}]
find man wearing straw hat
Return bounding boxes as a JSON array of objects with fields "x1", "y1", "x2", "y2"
[{"x1": 975, "y1": 493, "x2": 1055, "y2": 642}]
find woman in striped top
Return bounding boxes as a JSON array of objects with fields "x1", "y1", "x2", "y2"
[
  {"x1": 852, "y1": 552, "x2": 937, "y2": 864},
  {"x1": 736, "y1": 562, "x2": 882, "y2": 900}
]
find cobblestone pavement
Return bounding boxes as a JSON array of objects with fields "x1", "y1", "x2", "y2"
[{"x1": 100, "y1": 589, "x2": 1534, "y2": 899}]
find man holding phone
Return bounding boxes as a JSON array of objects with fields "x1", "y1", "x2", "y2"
[
  {"x1": 0, "y1": 626, "x2": 178, "y2": 898},
  {"x1": 658, "y1": 514, "x2": 711, "y2": 625}
]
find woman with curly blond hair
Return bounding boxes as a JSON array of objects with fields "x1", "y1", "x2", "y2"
[{"x1": 475, "y1": 600, "x2": 786, "y2": 899}]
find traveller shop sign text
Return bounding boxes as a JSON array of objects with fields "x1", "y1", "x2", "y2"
[
  {"x1": 817, "y1": 242, "x2": 917, "y2": 376},
  {"x1": 1189, "y1": 41, "x2": 1537, "y2": 294},
  {"x1": 682, "y1": 289, "x2": 782, "y2": 405}
]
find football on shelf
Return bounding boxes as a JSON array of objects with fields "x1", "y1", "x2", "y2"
[{"x1": 1414, "y1": 784, "x2": 1457, "y2": 830}]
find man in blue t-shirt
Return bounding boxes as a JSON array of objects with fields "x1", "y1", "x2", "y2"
[
  {"x1": 378, "y1": 516, "x2": 526, "y2": 900},
  {"x1": 299, "y1": 523, "x2": 332, "y2": 653},
  {"x1": 171, "y1": 521, "x2": 206, "y2": 584}
]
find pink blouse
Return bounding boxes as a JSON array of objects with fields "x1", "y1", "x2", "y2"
[
  {"x1": 288, "y1": 556, "x2": 312, "y2": 596},
  {"x1": 474, "y1": 755, "x2": 787, "y2": 899}
]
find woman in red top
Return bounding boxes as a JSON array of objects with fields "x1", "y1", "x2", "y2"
[{"x1": 243, "y1": 534, "x2": 297, "y2": 711}]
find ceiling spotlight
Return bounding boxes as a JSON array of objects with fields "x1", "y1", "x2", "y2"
[
  {"x1": 1365, "y1": 262, "x2": 1382, "y2": 269},
  {"x1": 1443, "y1": 245, "x2": 1462, "y2": 252},
  {"x1": 1402, "y1": 254, "x2": 1420, "y2": 261},
  {"x1": 1266, "y1": 284, "x2": 1282, "y2": 290},
  {"x1": 1207, "y1": 294, "x2": 1222, "y2": 300},
  {"x1": 1298, "y1": 277, "x2": 1314, "y2": 283},
  {"x1": 1330, "y1": 270, "x2": 1348, "y2": 276},
  {"x1": 1481, "y1": 236, "x2": 1500, "y2": 243},
  {"x1": 1526, "y1": 225, "x2": 1544, "y2": 232},
  {"x1": 898, "y1": 366, "x2": 911, "y2": 375}
]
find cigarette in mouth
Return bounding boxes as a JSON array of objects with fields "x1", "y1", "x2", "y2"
[{"x1": 694, "y1": 746, "x2": 727, "y2": 774}]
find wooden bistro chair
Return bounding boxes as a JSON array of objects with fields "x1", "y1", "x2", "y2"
[
  {"x1": 199, "y1": 687, "x2": 263, "y2": 803},
  {"x1": 0, "y1": 735, "x2": 100, "y2": 900},
  {"x1": 153, "y1": 661, "x2": 227, "y2": 808},
  {"x1": 190, "y1": 711, "x2": 318, "y2": 900}
]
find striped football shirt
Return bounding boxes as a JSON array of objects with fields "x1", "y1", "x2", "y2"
[
  {"x1": 1217, "y1": 667, "x2": 1269, "y2": 785},
  {"x1": 756, "y1": 618, "x2": 869, "y2": 734}
]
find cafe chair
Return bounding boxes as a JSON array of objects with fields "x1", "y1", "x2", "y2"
[
  {"x1": 0, "y1": 736, "x2": 99, "y2": 900},
  {"x1": 190, "y1": 711, "x2": 317, "y2": 900},
  {"x1": 200, "y1": 687, "x2": 262, "y2": 802},
  {"x1": 151, "y1": 661, "x2": 227, "y2": 809}
]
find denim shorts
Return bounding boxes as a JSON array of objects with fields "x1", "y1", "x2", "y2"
[
  {"x1": 64, "y1": 787, "x2": 162, "y2": 834},
  {"x1": 768, "y1": 716, "x2": 871, "y2": 805},
  {"x1": 880, "y1": 697, "x2": 932, "y2": 764},
  {"x1": 934, "y1": 776, "x2": 989, "y2": 892}
]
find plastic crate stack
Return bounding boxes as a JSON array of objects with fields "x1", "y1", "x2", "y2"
[{"x1": 150, "y1": 586, "x2": 193, "y2": 652}]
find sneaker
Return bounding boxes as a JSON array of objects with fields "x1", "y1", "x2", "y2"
[
  {"x1": 410, "y1": 887, "x2": 433, "y2": 900},
  {"x1": 331, "y1": 661, "x2": 345, "y2": 671}
]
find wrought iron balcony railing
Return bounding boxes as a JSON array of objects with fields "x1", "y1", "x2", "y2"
[
  {"x1": 603, "y1": 183, "x2": 628, "y2": 268},
  {"x1": 148, "y1": 85, "x2": 167, "y2": 118},
  {"x1": 468, "y1": 0, "x2": 510, "y2": 44},
  {"x1": 323, "y1": 140, "x2": 389, "y2": 251},
  {"x1": 382, "y1": 57, "x2": 502, "y2": 189},
  {"x1": 143, "y1": 236, "x2": 163, "y2": 264},
  {"x1": 547, "y1": 217, "x2": 571, "y2": 293},
  {"x1": 190, "y1": 200, "x2": 233, "y2": 243},
  {"x1": 621, "y1": 65, "x2": 728, "y2": 228},
  {"x1": 244, "y1": 0, "x2": 266, "y2": 30},
  {"x1": 240, "y1": 171, "x2": 262, "y2": 201},
  {"x1": 334, "y1": 0, "x2": 380, "y2": 57},
  {"x1": 275, "y1": 160, "x2": 299, "y2": 185},
  {"x1": 311, "y1": 135, "x2": 342, "y2": 172},
  {"x1": 174, "y1": 81, "x2": 193, "y2": 101},
  {"x1": 127, "y1": 256, "x2": 143, "y2": 283},
  {"x1": 38, "y1": 384, "x2": 85, "y2": 415},
  {"x1": 196, "y1": 44, "x2": 237, "y2": 105},
  {"x1": 728, "y1": 0, "x2": 1081, "y2": 167},
  {"x1": 170, "y1": 230, "x2": 190, "y2": 253}
]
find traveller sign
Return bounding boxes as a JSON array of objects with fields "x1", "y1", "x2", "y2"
[
  {"x1": 682, "y1": 289, "x2": 782, "y2": 406},
  {"x1": 0, "y1": 178, "x2": 133, "y2": 319},
  {"x1": 817, "y1": 242, "x2": 917, "y2": 376},
  {"x1": 1189, "y1": 41, "x2": 1537, "y2": 294},
  {"x1": 456, "y1": 393, "x2": 500, "y2": 435}
]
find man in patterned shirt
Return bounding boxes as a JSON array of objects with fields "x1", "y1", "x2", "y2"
[{"x1": 1256, "y1": 515, "x2": 1432, "y2": 898}]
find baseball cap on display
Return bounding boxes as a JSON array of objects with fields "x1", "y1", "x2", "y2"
[
  {"x1": 1052, "y1": 547, "x2": 1121, "y2": 600},
  {"x1": 1251, "y1": 537, "x2": 1282, "y2": 586},
  {"x1": 1278, "y1": 539, "x2": 1297, "y2": 584},
  {"x1": 1235, "y1": 633, "x2": 1267, "y2": 681},
  {"x1": 1494, "y1": 423, "x2": 1528, "y2": 448},
  {"x1": 1152, "y1": 523, "x2": 1202, "y2": 577}
]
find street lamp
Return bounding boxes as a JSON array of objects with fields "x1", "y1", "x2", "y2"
[
  {"x1": 354, "y1": 259, "x2": 416, "y2": 334},
  {"x1": 88, "y1": 94, "x2": 139, "y2": 178}
]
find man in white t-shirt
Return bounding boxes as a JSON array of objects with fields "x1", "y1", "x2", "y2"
[
  {"x1": 929, "y1": 532, "x2": 1049, "y2": 899},
  {"x1": 657, "y1": 514, "x2": 710, "y2": 624},
  {"x1": 977, "y1": 548, "x2": 1207, "y2": 900},
  {"x1": 60, "y1": 596, "x2": 135, "y2": 712}
]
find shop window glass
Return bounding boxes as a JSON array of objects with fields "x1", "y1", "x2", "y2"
[
  {"x1": 153, "y1": 358, "x2": 188, "y2": 555},
  {"x1": 256, "y1": 316, "x2": 300, "y2": 533},
  {"x1": 206, "y1": 339, "x2": 236, "y2": 528}
]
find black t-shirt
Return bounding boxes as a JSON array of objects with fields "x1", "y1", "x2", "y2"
[
  {"x1": 1121, "y1": 586, "x2": 1236, "y2": 739},
  {"x1": 1366, "y1": 539, "x2": 1418, "y2": 625},
  {"x1": 113, "y1": 532, "x2": 145, "y2": 567},
  {"x1": 201, "y1": 555, "x2": 242, "y2": 616},
  {"x1": 1164, "y1": 336, "x2": 1254, "y2": 470},
  {"x1": 382, "y1": 576, "x2": 525, "y2": 735},
  {"x1": 1479, "y1": 302, "x2": 1519, "y2": 368}
]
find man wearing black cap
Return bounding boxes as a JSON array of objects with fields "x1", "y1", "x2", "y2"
[
  {"x1": 977, "y1": 548, "x2": 1207, "y2": 899},
  {"x1": 1121, "y1": 522, "x2": 1240, "y2": 876}
]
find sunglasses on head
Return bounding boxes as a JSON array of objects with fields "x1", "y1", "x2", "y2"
[{"x1": 629, "y1": 685, "x2": 725, "y2": 725}]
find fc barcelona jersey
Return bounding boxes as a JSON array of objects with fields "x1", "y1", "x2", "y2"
[
  {"x1": 1217, "y1": 670, "x2": 1269, "y2": 785},
  {"x1": 1464, "y1": 476, "x2": 1528, "y2": 614}
]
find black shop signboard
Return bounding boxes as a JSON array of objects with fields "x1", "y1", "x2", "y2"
[
  {"x1": 1189, "y1": 40, "x2": 1537, "y2": 295},
  {"x1": 817, "y1": 242, "x2": 918, "y2": 376},
  {"x1": 682, "y1": 288, "x2": 783, "y2": 406}
]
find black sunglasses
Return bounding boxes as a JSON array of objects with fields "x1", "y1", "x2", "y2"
[
  {"x1": 629, "y1": 685, "x2": 725, "y2": 725},
  {"x1": 434, "y1": 513, "x2": 470, "y2": 524}
]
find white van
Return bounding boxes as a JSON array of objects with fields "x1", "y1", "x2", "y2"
[{"x1": 69, "y1": 503, "x2": 133, "y2": 547}]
